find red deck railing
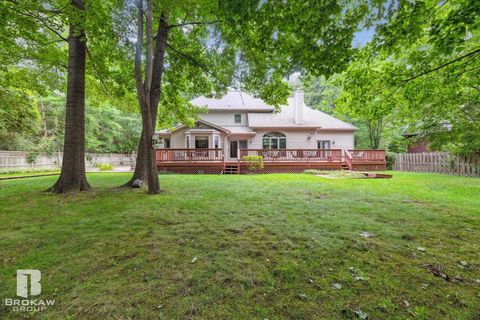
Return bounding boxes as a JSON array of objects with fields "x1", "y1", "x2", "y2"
[
  {"x1": 240, "y1": 149, "x2": 343, "y2": 162},
  {"x1": 156, "y1": 148, "x2": 386, "y2": 165},
  {"x1": 156, "y1": 149, "x2": 224, "y2": 162},
  {"x1": 348, "y1": 149, "x2": 386, "y2": 162}
]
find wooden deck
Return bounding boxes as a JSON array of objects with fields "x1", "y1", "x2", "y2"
[{"x1": 156, "y1": 148, "x2": 386, "y2": 174}]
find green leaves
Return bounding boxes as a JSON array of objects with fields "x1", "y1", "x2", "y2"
[{"x1": 337, "y1": 0, "x2": 480, "y2": 154}]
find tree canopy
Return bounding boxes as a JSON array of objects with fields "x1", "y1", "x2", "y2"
[{"x1": 334, "y1": 0, "x2": 480, "y2": 154}]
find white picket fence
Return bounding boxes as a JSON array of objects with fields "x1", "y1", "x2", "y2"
[
  {"x1": 0, "y1": 151, "x2": 135, "y2": 170},
  {"x1": 394, "y1": 152, "x2": 480, "y2": 177}
]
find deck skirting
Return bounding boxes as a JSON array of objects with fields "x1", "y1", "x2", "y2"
[{"x1": 157, "y1": 161, "x2": 385, "y2": 174}]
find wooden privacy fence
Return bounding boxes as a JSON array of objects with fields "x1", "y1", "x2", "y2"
[
  {"x1": 394, "y1": 152, "x2": 480, "y2": 177},
  {"x1": 0, "y1": 151, "x2": 135, "y2": 170}
]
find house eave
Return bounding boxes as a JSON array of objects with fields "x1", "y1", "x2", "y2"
[
  {"x1": 168, "y1": 119, "x2": 231, "y2": 134},
  {"x1": 206, "y1": 108, "x2": 274, "y2": 113},
  {"x1": 250, "y1": 126, "x2": 321, "y2": 130},
  {"x1": 315, "y1": 128, "x2": 357, "y2": 132}
]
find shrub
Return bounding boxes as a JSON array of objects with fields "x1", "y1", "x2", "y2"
[
  {"x1": 97, "y1": 163, "x2": 113, "y2": 171},
  {"x1": 304, "y1": 169, "x2": 326, "y2": 175},
  {"x1": 386, "y1": 151, "x2": 396, "y2": 170},
  {"x1": 242, "y1": 155, "x2": 264, "y2": 171},
  {"x1": 25, "y1": 153, "x2": 37, "y2": 165}
]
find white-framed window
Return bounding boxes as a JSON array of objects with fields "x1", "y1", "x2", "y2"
[
  {"x1": 195, "y1": 136, "x2": 209, "y2": 148},
  {"x1": 164, "y1": 138, "x2": 171, "y2": 148},
  {"x1": 234, "y1": 114, "x2": 242, "y2": 123},
  {"x1": 262, "y1": 132, "x2": 286, "y2": 149}
]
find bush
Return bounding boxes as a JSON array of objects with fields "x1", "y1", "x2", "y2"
[
  {"x1": 25, "y1": 153, "x2": 37, "y2": 165},
  {"x1": 242, "y1": 155, "x2": 264, "y2": 171},
  {"x1": 304, "y1": 169, "x2": 325, "y2": 175},
  {"x1": 386, "y1": 151, "x2": 396, "y2": 170},
  {"x1": 96, "y1": 163, "x2": 113, "y2": 171}
]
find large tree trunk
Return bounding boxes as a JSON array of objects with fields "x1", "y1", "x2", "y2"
[
  {"x1": 122, "y1": 129, "x2": 146, "y2": 187},
  {"x1": 123, "y1": 6, "x2": 168, "y2": 193},
  {"x1": 141, "y1": 101, "x2": 160, "y2": 194},
  {"x1": 48, "y1": 0, "x2": 90, "y2": 193}
]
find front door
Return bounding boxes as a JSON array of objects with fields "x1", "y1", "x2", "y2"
[{"x1": 230, "y1": 141, "x2": 238, "y2": 158}]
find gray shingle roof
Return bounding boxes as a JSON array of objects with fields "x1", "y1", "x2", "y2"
[
  {"x1": 187, "y1": 90, "x2": 357, "y2": 131},
  {"x1": 190, "y1": 90, "x2": 274, "y2": 111},
  {"x1": 248, "y1": 98, "x2": 357, "y2": 130}
]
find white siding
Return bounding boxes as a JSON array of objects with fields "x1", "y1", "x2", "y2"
[
  {"x1": 171, "y1": 128, "x2": 186, "y2": 148},
  {"x1": 249, "y1": 129, "x2": 354, "y2": 149},
  {"x1": 200, "y1": 111, "x2": 248, "y2": 126},
  {"x1": 170, "y1": 128, "x2": 226, "y2": 149},
  {"x1": 316, "y1": 132, "x2": 354, "y2": 150}
]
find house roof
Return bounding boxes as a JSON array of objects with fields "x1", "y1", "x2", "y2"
[
  {"x1": 158, "y1": 91, "x2": 356, "y2": 133},
  {"x1": 248, "y1": 97, "x2": 357, "y2": 130},
  {"x1": 190, "y1": 90, "x2": 274, "y2": 112},
  {"x1": 155, "y1": 119, "x2": 231, "y2": 135}
]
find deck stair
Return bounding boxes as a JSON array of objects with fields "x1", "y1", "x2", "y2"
[{"x1": 223, "y1": 164, "x2": 240, "y2": 174}]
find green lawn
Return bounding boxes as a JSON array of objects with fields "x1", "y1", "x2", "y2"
[
  {"x1": 0, "y1": 173, "x2": 479, "y2": 319},
  {"x1": 0, "y1": 170, "x2": 60, "y2": 178}
]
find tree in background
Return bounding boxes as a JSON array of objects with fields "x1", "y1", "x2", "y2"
[
  {"x1": 337, "y1": 0, "x2": 480, "y2": 154},
  {"x1": 336, "y1": 46, "x2": 404, "y2": 149},
  {"x1": 0, "y1": 87, "x2": 39, "y2": 150},
  {"x1": 304, "y1": 75, "x2": 342, "y2": 115}
]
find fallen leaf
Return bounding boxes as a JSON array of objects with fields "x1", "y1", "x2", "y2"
[
  {"x1": 423, "y1": 264, "x2": 450, "y2": 282},
  {"x1": 354, "y1": 309, "x2": 368, "y2": 319},
  {"x1": 349, "y1": 267, "x2": 369, "y2": 281},
  {"x1": 332, "y1": 283, "x2": 342, "y2": 290},
  {"x1": 191, "y1": 257, "x2": 198, "y2": 263},
  {"x1": 360, "y1": 232, "x2": 373, "y2": 238}
]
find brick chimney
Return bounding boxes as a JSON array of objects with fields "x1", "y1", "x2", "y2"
[{"x1": 293, "y1": 89, "x2": 304, "y2": 125}]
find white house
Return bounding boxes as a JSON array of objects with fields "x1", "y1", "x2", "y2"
[{"x1": 156, "y1": 89, "x2": 356, "y2": 161}]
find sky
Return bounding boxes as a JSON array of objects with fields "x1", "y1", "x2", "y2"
[{"x1": 352, "y1": 27, "x2": 376, "y2": 47}]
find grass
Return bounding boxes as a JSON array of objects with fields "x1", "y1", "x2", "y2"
[
  {"x1": 0, "y1": 172, "x2": 479, "y2": 319},
  {"x1": 0, "y1": 169, "x2": 60, "y2": 178}
]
